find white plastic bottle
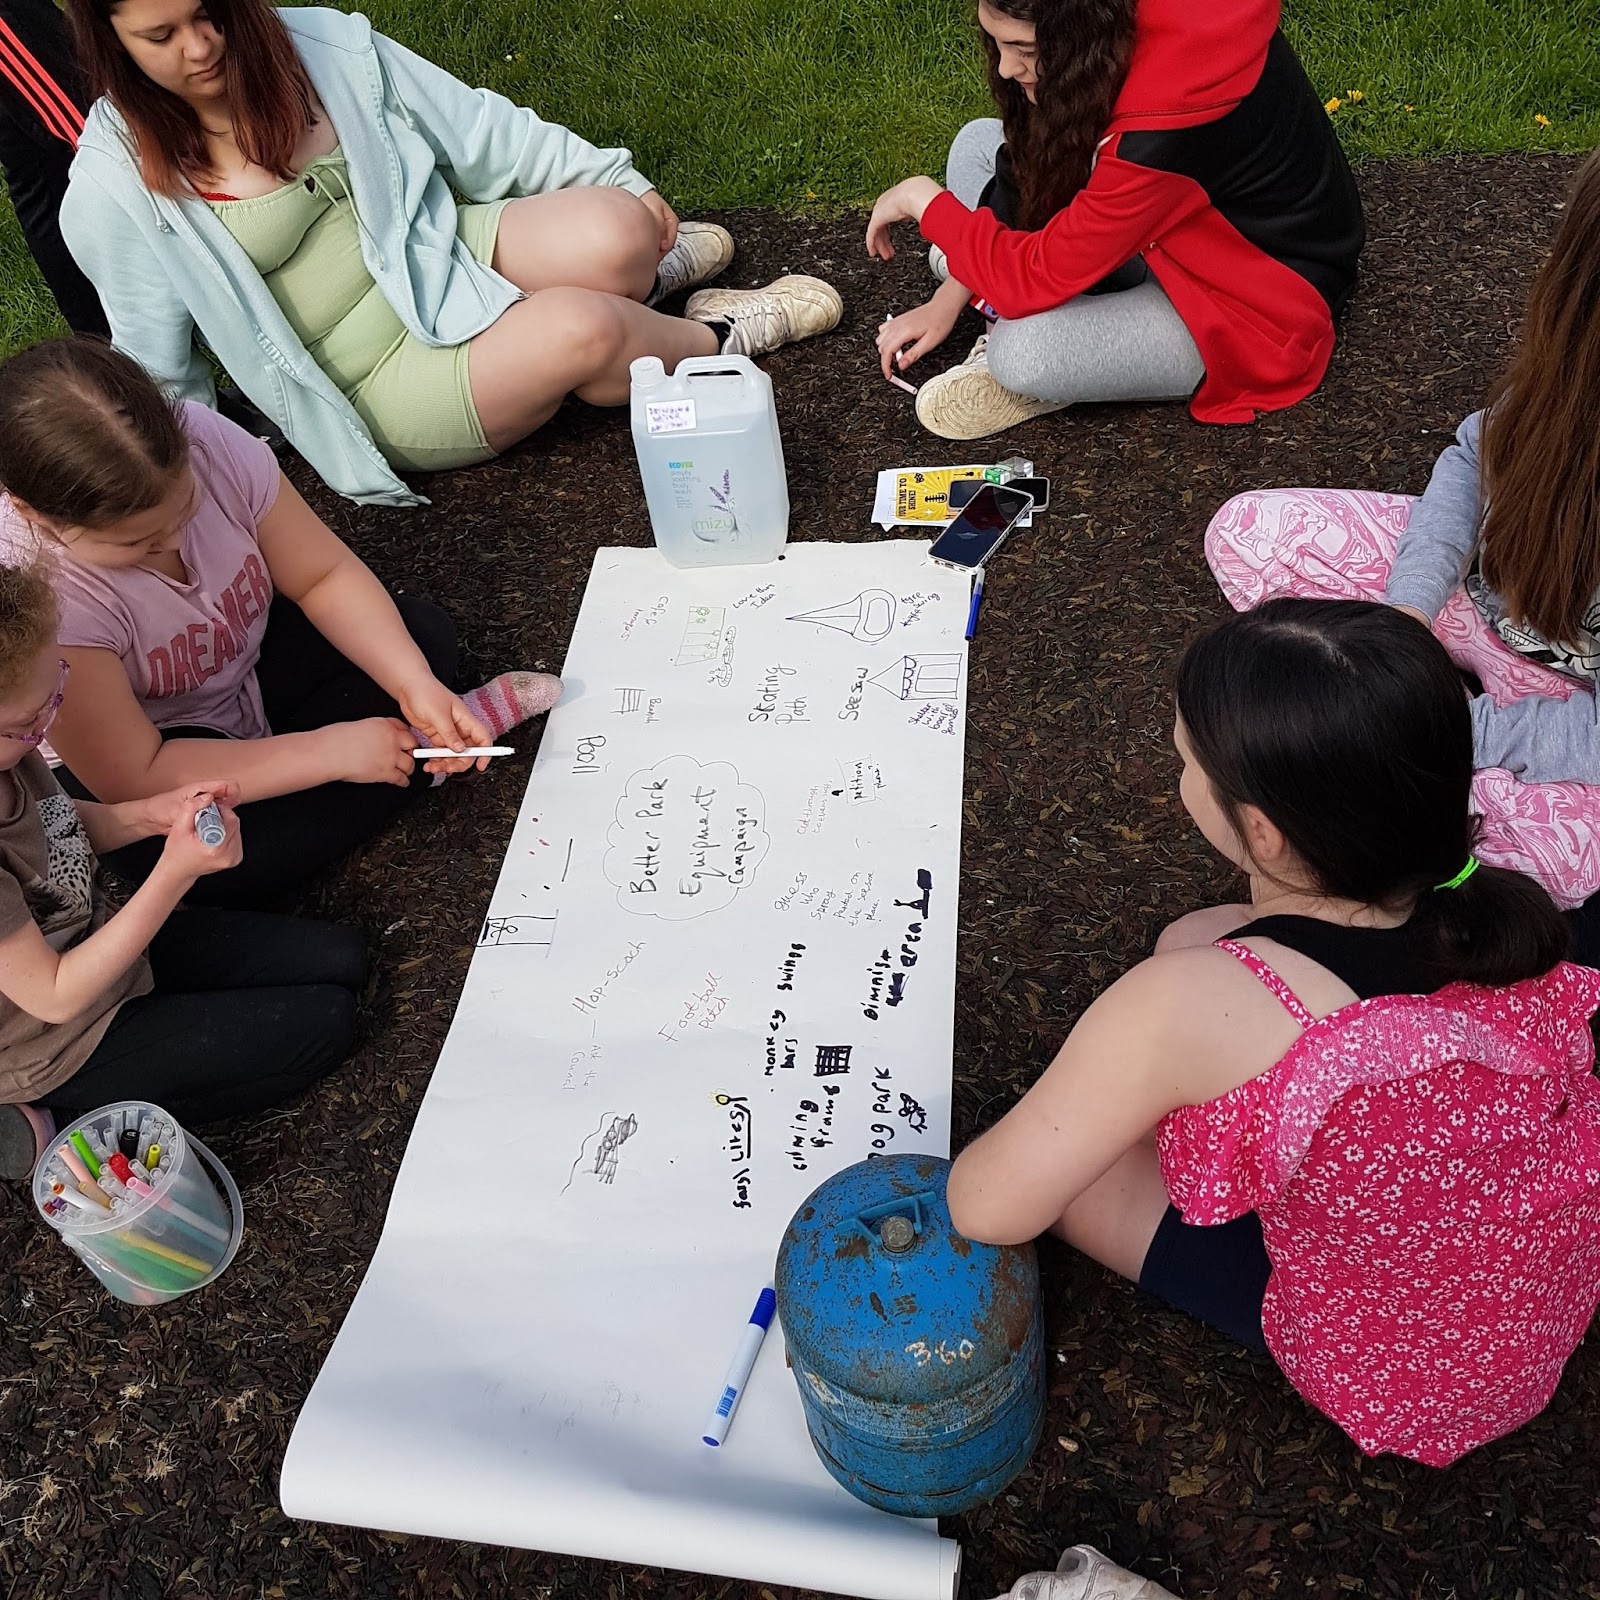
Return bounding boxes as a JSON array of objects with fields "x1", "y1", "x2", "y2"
[{"x1": 629, "y1": 355, "x2": 789, "y2": 568}]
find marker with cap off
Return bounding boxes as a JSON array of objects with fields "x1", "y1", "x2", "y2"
[{"x1": 702, "y1": 1286, "x2": 777, "y2": 1447}]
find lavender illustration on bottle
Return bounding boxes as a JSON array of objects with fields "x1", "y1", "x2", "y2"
[{"x1": 693, "y1": 469, "x2": 738, "y2": 541}]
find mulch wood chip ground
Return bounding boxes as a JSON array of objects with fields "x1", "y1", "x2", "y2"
[{"x1": 3, "y1": 154, "x2": 1596, "y2": 1600}]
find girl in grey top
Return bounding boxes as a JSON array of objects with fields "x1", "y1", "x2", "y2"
[
  {"x1": 1386, "y1": 406, "x2": 1600, "y2": 787},
  {"x1": 1203, "y1": 149, "x2": 1600, "y2": 912}
]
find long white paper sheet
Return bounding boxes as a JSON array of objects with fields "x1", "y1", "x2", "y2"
[{"x1": 282, "y1": 543, "x2": 970, "y2": 1600}]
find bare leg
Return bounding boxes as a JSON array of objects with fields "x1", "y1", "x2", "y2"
[
  {"x1": 467, "y1": 286, "x2": 717, "y2": 451},
  {"x1": 1051, "y1": 1134, "x2": 1171, "y2": 1282},
  {"x1": 489, "y1": 187, "x2": 661, "y2": 301}
]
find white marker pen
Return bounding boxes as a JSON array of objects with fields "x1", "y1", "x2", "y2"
[{"x1": 410, "y1": 746, "x2": 516, "y2": 760}]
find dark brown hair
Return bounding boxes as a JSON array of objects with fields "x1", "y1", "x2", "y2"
[
  {"x1": 1176, "y1": 598, "x2": 1569, "y2": 990},
  {"x1": 1478, "y1": 148, "x2": 1600, "y2": 646},
  {"x1": 67, "y1": 0, "x2": 313, "y2": 194},
  {"x1": 0, "y1": 562, "x2": 59, "y2": 699},
  {"x1": 0, "y1": 338, "x2": 189, "y2": 528},
  {"x1": 981, "y1": 0, "x2": 1139, "y2": 228}
]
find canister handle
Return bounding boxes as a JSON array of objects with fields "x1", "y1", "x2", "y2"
[
  {"x1": 676, "y1": 354, "x2": 760, "y2": 384},
  {"x1": 850, "y1": 1190, "x2": 937, "y2": 1252}
]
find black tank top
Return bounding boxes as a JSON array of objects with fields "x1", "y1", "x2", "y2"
[{"x1": 1226, "y1": 914, "x2": 1439, "y2": 1001}]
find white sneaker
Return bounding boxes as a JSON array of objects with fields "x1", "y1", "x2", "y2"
[
  {"x1": 987, "y1": 1545, "x2": 1183, "y2": 1600},
  {"x1": 928, "y1": 243, "x2": 950, "y2": 282},
  {"x1": 686, "y1": 275, "x2": 843, "y2": 357},
  {"x1": 647, "y1": 221, "x2": 735, "y2": 305},
  {"x1": 914, "y1": 333, "x2": 1068, "y2": 439}
]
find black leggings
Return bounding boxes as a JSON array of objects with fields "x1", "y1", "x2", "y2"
[
  {"x1": 60, "y1": 593, "x2": 458, "y2": 910},
  {"x1": 41, "y1": 908, "x2": 367, "y2": 1127}
]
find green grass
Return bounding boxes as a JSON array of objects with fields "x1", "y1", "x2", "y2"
[{"x1": 4, "y1": 0, "x2": 1596, "y2": 351}]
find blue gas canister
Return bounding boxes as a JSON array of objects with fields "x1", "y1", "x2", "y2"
[{"x1": 774, "y1": 1152, "x2": 1044, "y2": 1517}]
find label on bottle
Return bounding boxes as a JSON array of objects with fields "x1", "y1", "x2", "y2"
[{"x1": 645, "y1": 399, "x2": 697, "y2": 435}]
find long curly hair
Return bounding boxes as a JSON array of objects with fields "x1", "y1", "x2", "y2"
[{"x1": 982, "y1": 0, "x2": 1139, "y2": 228}]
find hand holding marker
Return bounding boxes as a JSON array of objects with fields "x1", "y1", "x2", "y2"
[
  {"x1": 702, "y1": 1286, "x2": 777, "y2": 1446},
  {"x1": 878, "y1": 310, "x2": 919, "y2": 395}
]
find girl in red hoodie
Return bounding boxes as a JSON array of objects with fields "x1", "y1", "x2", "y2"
[{"x1": 868, "y1": 0, "x2": 1364, "y2": 440}]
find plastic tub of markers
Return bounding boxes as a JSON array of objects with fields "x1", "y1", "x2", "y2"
[{"x1": 32, "y1": 1100, "x2": 244, "y2": 1305}]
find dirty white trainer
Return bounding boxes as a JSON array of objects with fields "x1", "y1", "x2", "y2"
[
  {"x1": 928, "y1": 243, "x2": 950, "y2": 282},
  {"x1": 987, "y1": 1545, "x2": 1183, "y2": 1600},
  {"x1": 914, "y1": 333, "x2": 1069, "y2": 440},
  {"x1": 647, "y1": 221, "x2": 735, "y2": 305},
  {"x1": 686, "y1": 275, "x2": 844, "y2": 357}
]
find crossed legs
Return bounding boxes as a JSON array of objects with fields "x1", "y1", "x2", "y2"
[{"x1": 465, "y1": 187, "x2": 717, "y2": 450}]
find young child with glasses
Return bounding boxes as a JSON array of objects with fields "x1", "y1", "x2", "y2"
[{"x1": 0, "y1": 560, "x2": 367, "y2": 1180}]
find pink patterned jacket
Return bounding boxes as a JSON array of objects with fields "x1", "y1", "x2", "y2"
[{"x1": 1158, "y1": 941, "x2": 1600, "y2": 1465}]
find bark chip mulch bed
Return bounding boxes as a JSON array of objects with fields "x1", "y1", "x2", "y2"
[{"x1": 3, "y1": 154, "x2": 1596, "y2": 1600}]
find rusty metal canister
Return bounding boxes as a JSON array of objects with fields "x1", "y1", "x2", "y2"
[{"x1": 774, "y1": 1152, "x2": 1044, "y2": 1517}]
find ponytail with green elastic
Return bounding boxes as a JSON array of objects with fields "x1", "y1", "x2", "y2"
[{"x1": 1433, "y1": 856, "x2": 1480, "y2": 892}]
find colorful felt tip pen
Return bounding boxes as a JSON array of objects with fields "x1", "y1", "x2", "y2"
[
  {"x1": 702, "y1": 1286, "x2": 777, "y2": 1447},
  {"x1": 410, "y1": 746, "x2": 515, "y2": 760},
  {"x1": 50, "y1": 1180, "x2": 109, "y2": 1213},
  {"x1": 56, "y1": 1142, "x2": 94, "y2": 1190},
  {"x1": 67, "y1": 1130, "x2": 102, "y2": 1180},
  {"x1": 965, "y1": 572, "x2": 985, "y2": 641},
  {"x1": 109, "y1": 1153, "x2": 155, "y2": 1198}
]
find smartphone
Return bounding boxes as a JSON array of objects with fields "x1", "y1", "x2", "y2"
[
  {"x1": 947, "y1": 475, "x2": 1050, "y2": 512},
  {"x1": 927, "y1": 483, "x2": 1035, "y2": 572}
]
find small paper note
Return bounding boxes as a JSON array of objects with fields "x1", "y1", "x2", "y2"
[{"x1": 645, "y1": 399, "x2": 697, "y2": 435}]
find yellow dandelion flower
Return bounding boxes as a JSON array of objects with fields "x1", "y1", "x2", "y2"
[
  {"x1": 1534, "y1": 113, "x2": 1552, "y2": 128},
  {"x1": 1325, "y1": 97, "x2": 1342, "y2": 114},
  {"x1": 1347, "y1": 89, "x2": 1365, "y2": 102},
  {"x1": 1403, "y1": 104, "x2": 1416, "y2": 113}
]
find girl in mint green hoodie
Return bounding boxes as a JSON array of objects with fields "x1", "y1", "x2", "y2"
[{"x1": 61, "y1": 0, "x2": 843, "y2": 505}]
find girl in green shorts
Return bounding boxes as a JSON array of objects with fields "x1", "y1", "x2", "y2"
[{"x1": 61, "y1": 0, "x2": 843, "y2": 505}]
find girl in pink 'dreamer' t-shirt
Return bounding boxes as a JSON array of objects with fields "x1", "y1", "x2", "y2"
[
  {"x1": 0, "y1": 337, "x2": 561, "y2": 910},
  {"x1": 947, "y1": 599, "x2": 1600, "y2": 1466},
  {"x1": 0, "y1": 559, "x2": 365, "y2": 1182}
]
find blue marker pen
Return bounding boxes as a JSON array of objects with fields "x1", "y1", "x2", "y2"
[
  {"x1": 964, "y1": 571, "x2": 985, "y2": 642},
  {"x1": 702, "y1": 1286, "x2": 777, "y2": 1447}
]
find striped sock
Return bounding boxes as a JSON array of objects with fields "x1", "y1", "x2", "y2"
[{"x1": 460, "y1": 671, "x2": 563, "y2": 737}]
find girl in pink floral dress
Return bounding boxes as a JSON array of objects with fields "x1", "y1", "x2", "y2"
[
  {"x1": 1205, "y1": 149, "x2": 1600, "y2": 915},
  {"x1": 949, "y1": 598, "x2": 1600, "y2": 1465}
]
